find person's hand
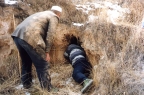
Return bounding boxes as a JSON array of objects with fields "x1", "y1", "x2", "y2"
[{"x1": 46, "y1": 53, "x2": 50, "y2": 62}]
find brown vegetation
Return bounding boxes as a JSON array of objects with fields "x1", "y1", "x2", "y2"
[{"x1": 0, "y1": 0, "x2": 144, "y2": 95}]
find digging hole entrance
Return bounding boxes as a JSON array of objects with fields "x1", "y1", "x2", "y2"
[
  {"x1": 64, "y1": 34, "x2": 81, "y2": 46},
  {"x1": 50, "y1": 34, "x2": 82, "y2": 64}
]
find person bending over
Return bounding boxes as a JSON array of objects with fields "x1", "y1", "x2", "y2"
[{"x1": 11, "y1": 6, "x2": 62, "y2": 91}]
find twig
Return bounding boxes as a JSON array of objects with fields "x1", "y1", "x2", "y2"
[{"x1": 13, "y1": 13, "x2": 21, "y2": 77}]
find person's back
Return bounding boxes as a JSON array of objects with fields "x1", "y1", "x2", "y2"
[
  {"x1": 12, "y1": 11, "x2": 59, "y2": 59},
  {"x1": 12, "y1": 10, "x2": 58, "y2": 38},
  {"x1": 64, "y1": 44, "x2": 86, "y2": 66}
]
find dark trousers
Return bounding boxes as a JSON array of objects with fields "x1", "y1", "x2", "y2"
[
  {"x1": 72, "y1": 59, "x2": 92, "y2": 84},
  {"x1": 13, "y1": 37, "x2": 52, "y2": 90}
]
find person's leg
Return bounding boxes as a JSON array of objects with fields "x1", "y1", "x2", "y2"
[
  {"x1": 72, "y1": 59, "x2": 92, "y2": 84},
  {"x1": 82, "y1": 60, "x2": 92, "y2": 77},
  {"x1": 79, "y1": 59, "x2": 93, "y2": 93},
  {"x1": 17, "y1": 38, "x2": 52, "y2": 91},
  {"x1": 72, "y1": 60, "x2": 87, "y2": 84},
  {"x1": 13, "y1": 37, "x2": 32, "y2": 88},
  {"x1": 72, "y1": 59, "x2": 93, "y2": 93},
  {"x1": 31, "y1": 55, "x2": 52, "y2": 91},
  {"x1": 29, "y1": 51, "x2": 52, "y2": 91}
]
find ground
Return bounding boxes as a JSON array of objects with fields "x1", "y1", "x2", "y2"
[{"x1": 15, "y1": 63, "x2": 94, "y2": 95}]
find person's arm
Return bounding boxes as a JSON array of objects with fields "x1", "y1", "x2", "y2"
[
  {"x1": 45, "y1": 17, "x2": 59, "y2": 62},
  {"x1": 64, "y1": 52, "x2": 69, "y2": 60},
  {"x1": 64, "y1": 51, "x2": 70, "y2": 62},
  {"x1": 45, "y1": 17, "x2": 58, "y2": 52}
]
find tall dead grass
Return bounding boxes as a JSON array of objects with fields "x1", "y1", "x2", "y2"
[
  {"x1": 21, "y1": 0, "x2": 88, "y2": 25},
  {"x1": 89, "y1": 1, "x2": 144, "y2": 95},
  {"x1": 1, "y1": 0, "x2": 144, "y2": 95},
  {"x1": 0, "y1": 50, "x2": 20, "y2": 94}
]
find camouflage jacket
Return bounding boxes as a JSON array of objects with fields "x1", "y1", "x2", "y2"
[{"x1": 12, "y1": 10, "x2": 59, "y2": 58}]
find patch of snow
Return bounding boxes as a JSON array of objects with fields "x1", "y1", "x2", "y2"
[
  {"x1": 104, "y1": 2, "x2": 130, "y2": 13},
  {"x1": 25, "y1": 92, "x2": 31, "y2": 95},
  {"x1": 15, "y1": 84, "x2": 23, "y2": 90},
  {"x1": 76, "y1": 2, "x2": 104, "y2": 14},
  {"x1": 104, "y1": 1, "x2": 130, "y2": 24},
  {"x1": 93, "y1": 3, "x2": 104, "y2": 8},
  {"x1": 75, "y1": 1, "x2": 130, "y2": 25},
  {"x1": 88, "y1": 15, "x2": 98, "y2": 23},
  {"x1": 107, "y1": 10, "x2": 120, "y2": 24},
  {"x1": 66, "y1": 77, "x2": 73, "y2": 85},
  {"x1": 15, "y1": 84, "x2": 31, "y2": 95},
  {"x1": 32, "y1": 79, "x2": 35, "y2": 83},
  {"x1": 72, "y1": 22, "x2": 84, "y2": 26},
  {"x1": 76, "y1": 4, "x2": 94, "y2": 14},
  {"x1": 4, "y1": 0, "x2": 17, "y2": 5}
]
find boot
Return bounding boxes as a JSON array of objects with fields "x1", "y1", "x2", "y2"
[
  {"x1": 50, "y1": 86, "x2": 59, "y2": 92},
  {"x1": 81, "y1": 79, "x2": 93, "y2": 93},
  {"x1": 38, "y1": 71, "x2": 52, "y2": 91},
  {"x1": 23, "y1": 83, "x2": 32, "y2": 89}
]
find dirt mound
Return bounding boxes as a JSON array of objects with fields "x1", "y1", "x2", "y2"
[{"x1": 0, "y1": 0, "x2": 144, "y2": 95}]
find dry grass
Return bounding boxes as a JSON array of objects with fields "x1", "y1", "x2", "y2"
[
  {"x1": 0, "y1": 0, "x2": 144, "y2": 95},
  {"x1": 19, "y1": 0, "x2": 88, "y2": 25}
]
